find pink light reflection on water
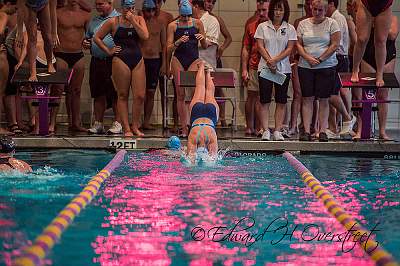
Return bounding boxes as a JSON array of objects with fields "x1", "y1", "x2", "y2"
[
  {"x1": 93, "y1": 152, "x2": 261, "y2": 265},
  {"x1": 268, "y1": 179, "x2": 377, "y2": 265}
]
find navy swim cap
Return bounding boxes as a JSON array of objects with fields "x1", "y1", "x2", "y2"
[
  {"x1": 0, "y1": 136, "x2": 16, "y2": 154},
  {"x1": 167, "y1": 136, "x2": 181, "y2": 150}
]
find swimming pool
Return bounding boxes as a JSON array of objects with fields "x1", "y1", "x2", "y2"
[{"x1": 1, "y1": 150, "x2": 399, "y2": 265}]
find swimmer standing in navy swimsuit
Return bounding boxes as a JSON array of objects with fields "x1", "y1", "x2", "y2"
[
  {"x1": 351, "y1": 0, "x2": 394, "y2": 87},
  {"x1": 94, "y1": 0, "x2": 149, "y2": 137},
  {"x1": 167, "y1": 0, "x2": 207, "y2": 137},
  {"x1": 186, "y1": 61, "x2": 219, "y2": 164}
]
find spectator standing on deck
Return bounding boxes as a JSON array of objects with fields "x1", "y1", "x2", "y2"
[
  {"x1": 326, "y1": 0, "x2": 355, "y2": 139},
  {"x1": 241, "y1": 0, "x2": 269, "y2": 136},
  {"x1": 141, "y1": 0, "x2": 166, "y2": 130},
  {"x1": 166, "y1": 0, "x2": 207, "y2": 137},
  {"x1": 50, "y1": 0, "x2": 91, "y2": 134},
  {"x1": 86, "y1": 0, "x2": 122, "y2": 135},
  {"x1": 255, "y1": 0, "x2": 296, "y2": 141},
  {"x1": 296, "y1": 0, "x2": 340, "y2": 142}
]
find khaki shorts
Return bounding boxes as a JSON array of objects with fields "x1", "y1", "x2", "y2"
[{"x1": 245, "y1": 69, "x2": 259, "y2": 92}]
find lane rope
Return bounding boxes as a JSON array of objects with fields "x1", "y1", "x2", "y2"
[
  {"x1": 283, "y1": 152, "x2": 398, "y2": 266},
  {"x1": 13, "y1": 150, "x2": 127, "y2": 266}
]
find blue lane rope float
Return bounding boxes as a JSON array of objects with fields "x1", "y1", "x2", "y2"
[
  {"x1": 283, "y1": 152, "x2": 399, "y2": 266},
  {"x1": 13, "y1": 150, "x2": 127, "y2": 266}
]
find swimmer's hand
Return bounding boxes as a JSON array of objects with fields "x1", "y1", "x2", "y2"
[
  {"x1": 14, "y1": 62, "x2": 23, "y2": 72},
  {"x1": 108, "y1": 46, "x2": 121, "y2": 56},
  {"x1": 195, "y1": 33, "x2": 205, "y2": 41},
  {"x1": 126, "y1": 11, "x2": 140, "y2": 26},
  {"x1": 52, "y1": 33, "x2": 60, "y2": 48},
  {"x1": 241, "y1": 69, "x2": 249, "y2": 86},
  {"x1": 177, "y1": 35, "x2": 189, "y2": 45},
  {"x1": 82, "y1": 38, "x2": 91, "y2": 50}
]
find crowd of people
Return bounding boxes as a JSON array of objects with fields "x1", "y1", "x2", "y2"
[{"x1": 0, "y1": 0, "x2": 398, "y2": 142}]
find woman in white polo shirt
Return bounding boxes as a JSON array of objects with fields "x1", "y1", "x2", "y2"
[
  {"x1": 255, "y1": 0, "x2": 297, "y2": 141},
  {"x1": 296, "y1": 0, "x2": 340, "y2": 142}
]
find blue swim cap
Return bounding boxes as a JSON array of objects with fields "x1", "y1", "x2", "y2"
[
  {"x1": 143, "y1": 0, "x2": 156, "y2": 9},
  {"x1": 0, "y1": 136, "x2": 16, "y2": 154},
  {"x1": 121, "y1": 0, "x2": 135, "y2": 8},
  {"x1": 167, "y1": 136, "x2": 181, "y2": 150},
  {"x1": 179, "y1": 0, "x2": 192, "y2": 16}
]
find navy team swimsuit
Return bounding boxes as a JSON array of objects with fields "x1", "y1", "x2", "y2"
[
  {"x1": 173, "y1": 19, "x2": 199, "y2": 71},
  {"x1": 113, "y1": 16, "x2": 142, "y2": 70}
]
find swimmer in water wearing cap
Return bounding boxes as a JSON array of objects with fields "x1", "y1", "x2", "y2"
[
  {"x1": 186, "y1": 61, "x2": 218, "y2": 163},
  {"x1": 0, "y1": 136, "x2": 32, "y2": 173}
]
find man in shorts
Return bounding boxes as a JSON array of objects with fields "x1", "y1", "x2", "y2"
[
  {"x1": 86, "y1": 0, "x2": 122, "y2": 134},
  {"x1": 241, "y1": 0, "x2": 269, "y2": 136},
  {"x1": 141, "y1": 0, "x2": 166, "y2": 130}
]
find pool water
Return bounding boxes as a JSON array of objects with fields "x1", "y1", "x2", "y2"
[{"x1": 0, "y1": 150, "x2": 399, "y2": 265}]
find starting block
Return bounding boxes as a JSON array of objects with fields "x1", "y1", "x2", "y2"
[
  {"x1": 12, "y1": 68, "x2": 73, "y2": 136},
  {"x1": 340, "y1": 72, "x2": 399, "y2": 140}
]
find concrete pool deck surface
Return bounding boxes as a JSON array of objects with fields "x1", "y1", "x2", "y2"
[{"x1": 12, "y1": 126, "x2": 400, "y2": 157}]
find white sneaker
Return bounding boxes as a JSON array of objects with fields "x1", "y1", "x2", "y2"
[
  {"x1": 107, "y1": 121, "x2": 123, "y2": 134},
  {"x1": 339, "y1": 115, "x2": 356, "y2": 135},
  {"x1": 326, "y1": 129, "x2": 340, "y2": 139},
  {"x1": 273, "y1": 130, "x2": 285, "y2": 141},
  {"x1": 88, "y1": 121, "x2": 105, "y2": 134},
  {"x1": 261, "y1": 130, "x2": 270, "y2": 141}
]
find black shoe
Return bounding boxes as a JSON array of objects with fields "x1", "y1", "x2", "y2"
[
  {"x1": 299, "y1": 132, "x2": 311, "y2": 141},
  {"x1": 319, "y1": 132, "x2": 329, "y2": 142}
]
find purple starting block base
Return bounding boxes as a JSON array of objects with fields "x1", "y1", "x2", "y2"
[
  {"x1": 339, "y1": 73, "x2": 400, "y2": 140},
  {"x1": 12, "y1": 68, "x2": 73, "y2": 136}
]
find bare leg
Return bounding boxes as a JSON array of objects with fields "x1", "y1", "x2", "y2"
[
  {"x1": 37, "y1": 5, "x2": 55, "y2": 73},
  {"x1": 245, "y1": 91, "x2": 258, "y2": 134},
  {"x1": 260, "y1": 103, "x2": 270, "y2": 132},
  {"x1": 143, "y1": 89, "x2": 156, "y2": 129},
  {"x1": 215, "y1": 87, "x2": 226, "y2": 126},
  {"x1": 204, "y1": 70, "x2": 219, "y2": 116},
  {"x1": 93, "y1": 96, "x2": 106, "y2": 123},
  {"x1": 112, "y1": 57, "x2": 133, "y2": 137},
  {"x1": 351, "y1": 1, "x2": 372, "y2": 83},
  {"x1": 171, "y1": 57, "x2": 188, "y2": 136},
  {"x1": 68, "y1": 58, "x2": 86, "y2": 132},
  {"x1": 25, "y1": 9, "x2": 39, "y2": 81},
  {"x1": 49, "y1": 85, "x2": 62, "y2": 133},
  {"x1": 290, "y1": 64, "x2": 301, "y2": 133},
  {"x1": 373, "y1": 9, "x2": 392, "y2": 87},
  {"x1": 275, "y1": 103, "x2": 286, "y2": 132},
  {"x1": 352, "y1": 87, "x2": 362, "y2": 139},
  {"x1": 189, "y1": 61, "x2": 206, "y2": 110},
  {"x1": 130, "y1": 59, "x2": 146, "y2": 136},
  {"x1": 378, "y1": 59, "x2": 395, "y2": 139},
  {"x1": 301, "y1": 97, "x2": 314, "y2": 134},
  {"x1": 318, "y1": 99, "x2": 329, "y2": 134}
]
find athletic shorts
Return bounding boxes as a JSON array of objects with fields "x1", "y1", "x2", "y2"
[
  {"x1": 89, "y1": 57, "x2": 116, "y2": 106},
  {"x1": 298, "y1": 67, "x2": 336, "y2": 99},
  {"x1": 258, "y1": 74, "x2": 291, "y2": 104},
  {"x1": 333, "y1": 54, "x2": 350, "y2": 95},
  {"x1": 144, "y1": 58, "x2": 161, "y2": 91},
  {"x1": 246, "y1": 69, "x2": 259, "y2": 92}
]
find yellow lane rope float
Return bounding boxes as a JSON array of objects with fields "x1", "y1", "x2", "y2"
[
  {"x1": 283, "y1": 152, "x2": 398, "y2": 266},
  {"x1": 13, "y1": 150, "x2": 127, "y2": 266}
]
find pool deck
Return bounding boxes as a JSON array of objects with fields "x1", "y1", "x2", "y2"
[{"x1": 13, "y1": 126, "x2": 400, "y2": 157}]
